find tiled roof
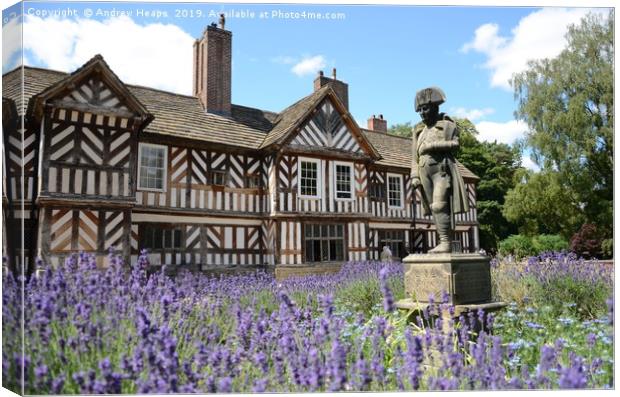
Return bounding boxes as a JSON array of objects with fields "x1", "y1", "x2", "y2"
[
  {"x1": 362, "y1": 128, "x2": 479, "y2": 180},
  {"x1": 3, "y1": 66, "x2": 274, "y2": 149},
  {"x1": 127, "y1": 85, "x2": 271, "y2": 149},
  {"x1": 3, "y1": 67, "x2": 66, "y2": 113}
]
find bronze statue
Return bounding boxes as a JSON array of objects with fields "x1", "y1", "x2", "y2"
[{"x1": 411, "y1": 87, "x2": 469, "y2": 253}]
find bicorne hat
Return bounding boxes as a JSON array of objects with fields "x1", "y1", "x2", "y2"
[{"x1": 415, "y1": 87, "x2": 447, "y2": 112}]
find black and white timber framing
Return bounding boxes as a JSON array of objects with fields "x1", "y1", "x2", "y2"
[{"x1": 2, "y1": 24, "x2": 480, "y2": 274}]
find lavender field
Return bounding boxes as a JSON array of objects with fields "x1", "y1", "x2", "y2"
[{"x1": 2, "y1": 251, "x2": 614, "y2": 393}]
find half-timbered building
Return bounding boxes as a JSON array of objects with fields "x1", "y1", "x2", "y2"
[{"x1": 2, "y1": 19, "x2": 479, "y2": 275}]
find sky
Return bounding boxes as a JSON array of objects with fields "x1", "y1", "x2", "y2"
[{"x1": 1, "y1": 1, "x2": 614, "y2": 171}]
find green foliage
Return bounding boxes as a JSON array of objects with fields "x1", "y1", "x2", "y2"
[
  {"x1": 334, "y1": 274, "x2": 404, "y2": 318},
  {"x1": 498, "y1": 234, "x2": 535, "y2": 259},
  {"x1": 601, "y1": 239, "x2": 613, "y2": 259},
  {"x1": 492, "y1": 258, "x2": 612, "y2": 319},
  {"x1": 498, "y1": 234, "x2": 568, "y2": 259},
  {"x1": 511, "y1": 11, "x2": 614, "y2": 238},
  {"x1": 534, "y1": 275, "x2": 611, "y2": 319},
  {"x1": 503, "y1": 170, "x2": 585, "y2": 238},
  {"x1": 532, "y1": 234, "x2": 568, "y2": 253},
  {"x1": 453, "y1": 118, "x2": 521, "y2": 253},
  {"x1": 387, "y1": 121, "x2": 414, "y2": 138}
]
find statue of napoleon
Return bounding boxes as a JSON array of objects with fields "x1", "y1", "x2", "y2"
[{"x1": 411, "y1": 87, "x2": 469, "y2": 254}]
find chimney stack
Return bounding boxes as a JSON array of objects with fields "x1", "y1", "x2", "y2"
[
  {"x1": 367, "y1": 114, "x2": 387, "y2": 132},
  {"x1": 192, "y1": 14, "x2": 232, "y2": 116},
  {"x1": 313, "y1": 69, "x2": 349, "y2": 110}
]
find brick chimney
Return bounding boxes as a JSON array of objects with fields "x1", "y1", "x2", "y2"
[
  {"x1": 367, "y1": 114, "x2": 387, "y2": 132},
  {"x1": 193, "y1": 14, "x2": 232, "y2": 116},
  {"x1": 313, "y1": 68, "x2": 349, "y2": 110}
]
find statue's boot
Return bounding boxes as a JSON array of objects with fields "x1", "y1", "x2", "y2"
[
  {"x1": 429, "y1": 240, "x2": 451, "y2": 253},
  {"x1": 429, "y1": 204, "x2": 451, "y2": 254}
]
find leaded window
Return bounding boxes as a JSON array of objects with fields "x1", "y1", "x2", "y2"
[
  {"x1": 245, "y1": 173, "x2": 261, "y2": 188},
  {"x1": 142, "y1": 225, "x2": 182, "y2": 250},
  {"x1": 335, "y1": 164, "x2": 352, "y2": 199},
  {"x1": 304, "y1": 224, "x2": 344, "y2": 262},
  {"x1": 370, "y1": 182, "x2": 386, "y2": 199},
  {"x1": 387, "y1": 175, "x2": 403, "y2": 208},
  {"x1": 300, "y1": 160, "x2": 319, "y2": 197},
  {"x1": 138, "y1": 144, "x2": 167, "y2": 190},
  {"x1": 210, "y1": 170, "x2": 227, "y2": 186}
]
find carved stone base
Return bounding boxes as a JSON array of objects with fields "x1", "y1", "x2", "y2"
[
  {"x1": 395, "y1": 299, "x2": 506, "y2": 317},
  {"x1": 401, "y1": 252, "x2": 492, "y2": 305}
]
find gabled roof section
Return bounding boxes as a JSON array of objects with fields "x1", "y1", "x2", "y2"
[
  {"x1": 260, "y1": 85, "x2": 329, "y2": 148},
  {"x1": 260, "y1": 86, "x2": 381, "y2": 160},
  {"x1": 29, "y1": 55, "x2": 153, "y2": 128},
  {"x1": 362, "y1": 128, "x2": 479, "y2": 181}
]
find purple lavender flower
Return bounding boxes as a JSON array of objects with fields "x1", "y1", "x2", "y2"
[
  {"x1": 327, "y1": 339, "x2": 348, "y2": 391},
  {"x1": 218, "y1": 376, "x2": 233, "y2": 392},
  {"x1": 252, "y1": 378, "x2": 268, "y2": 392},
  {"x1": 379, "y1": 266, "x2": 395, "y2": 312},
  {"x1": 51, "y1": 375, "x2": 65, "y2": 394},
  {"x1": 558, "y1": 353, "x2": 588, "y2": 388}
]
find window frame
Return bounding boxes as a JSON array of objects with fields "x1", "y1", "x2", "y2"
[
  {"x1": 245, "y1": 172, "x2": 262, "y2": 189},
  {"x1": 387, "y1": 173, "x2": 404, "y2": 209},
  {"x1": 210, "y1": 170, "x2": 228, "y2": 186},
  {"x1": 369, "y1": 180, "x2": 386, "y2": 200},
  {"x1": 298, "y1": 157, "x2": 321, "y2": 199},
  {"x1": 137, "y1": 143, "x2": 168, "y2": 192},
  {"x1": 333, "y1": 161, "x2": 354, "y2": 201},
  {"x1": 141, "y1": 224, "x2": 183, "y2": 252},
  {"x1": 304, "y1": 223, "x2": 345, "y2": 263}
]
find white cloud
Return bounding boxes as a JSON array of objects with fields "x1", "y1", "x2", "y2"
[
  {"x1": 461, "y1": 8, "x2": 608, "y2": 90},
  {"x1": 461, "y1": 23, "x2": 506, "y2": 54},
  {"x1": 22, "y1": 15, "x2": 195, "y2": 94},
  {"x1": 291, "y1": 55, "x2": 326, "y2": 77},
  {"x1": 475, "y1": 119, "x2": 528, "y2": 145},
  {"x1": 2, "y1": 16, "x2": 23, "y2": 72},
  {"x1": 451, "y1": 107, "x2": 494, "y2": 121}
]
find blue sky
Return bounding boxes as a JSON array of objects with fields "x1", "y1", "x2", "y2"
[{"x1": 2, "y1": 1, "x2": 612, "y2": 169}]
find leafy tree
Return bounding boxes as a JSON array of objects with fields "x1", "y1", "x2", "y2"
[
  {"x1": 510, "y1": 11, "x2": 613, "y2": 238},
  {"x1": 601, "y1": 239, "x2": 613, "y2": 259},
  {"x1": 498, "y1": 234, "x2": 535, "y2": 259},
  {"x1": 455, "y1": 118, "x2": 521, "y2": 252},
  {"x1": 387, "y1": 121, "x2": 413, "y2": 138},
  {"x1": 532, "y1": 234, "x2": 568, "y2": 253},
  {"x1": 503, "y1": 169, "x2": 585, "y2": 238}
]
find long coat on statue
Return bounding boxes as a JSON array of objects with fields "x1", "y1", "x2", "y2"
[{"x1": 410, "y1": 114, "x2": 469, "y2": 217}]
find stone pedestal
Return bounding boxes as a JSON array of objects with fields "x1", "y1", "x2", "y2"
[
  {"x1": 396, "y1": 252, "x2": 506, "y2": 333},
  {"x1": 401, "y1": 252, "x2": 492, "y2": 305},
  {"x1": 395, "y1": 253, "x2": 506, "y2": 371}
]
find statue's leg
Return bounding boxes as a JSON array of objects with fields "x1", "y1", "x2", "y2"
[{"x1": 428, "y1": 170, "x2": 452, "y2": 253}]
